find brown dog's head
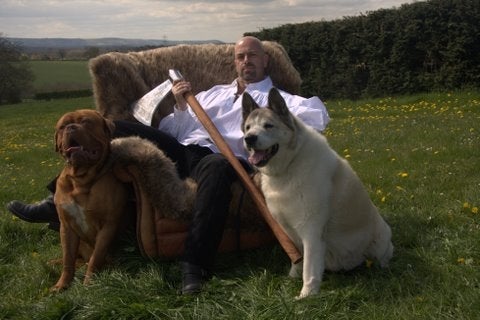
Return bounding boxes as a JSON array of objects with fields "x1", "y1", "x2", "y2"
[{"x1": 55, "y1": 109, "x2": 115, "y2": 174}]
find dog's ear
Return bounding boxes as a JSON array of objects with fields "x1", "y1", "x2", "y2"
[
  {"x1": 241, "y1": 92, "x2": 260, "y2": 130},
  {"x1": 267, "y1": 88, "x2": 295, "y2": 131},
  {"x1": 54, "y1": 131, "x2": 60, "y2": 153},
  {"x1": 54, "y1": 116, "x2": 65, "y2": 153}
]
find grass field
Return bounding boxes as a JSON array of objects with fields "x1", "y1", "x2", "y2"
[
  {"x1": 29, "y1": 60, "x2": 91, "y2": 93},
  {"x1": 0, "y1": 91, "x2": 479, "y2": 319}
]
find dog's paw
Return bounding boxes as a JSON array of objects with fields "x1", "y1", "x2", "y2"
[
  {"x1": 295, "y1": 290, "x2": 314, "y2": 300},
  {"x1": 50, "y1": 271, "x2": 75, "y2": 292},
  {"x1": 49, "y1": 283, "x2": 68, "y2": 293},
  {"x1": 295, "y1": 284, "x2": 319, "y2": 300},
  {"x1": 83, "y1": 273, "x2": 94, "y2": 285}
]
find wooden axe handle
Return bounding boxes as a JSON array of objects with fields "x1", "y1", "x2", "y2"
[{"x1": 184, "y1": 92, "x2": 302, "y2": 264}]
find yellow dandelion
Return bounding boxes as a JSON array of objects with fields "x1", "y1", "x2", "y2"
[
  {"x1": 457, "y1": 257, "x2": 465, "y2": 264},
  {"x1": 463, "y1": 202, "x2": 471, "y2": 209},
  {"x1": 472, "y1": 207, "x2": 479, "y2": 214},
  {"x1": 381, "y1": 196, "x2": 387, "y2": 203},
  {"x1": 398, "y1": 172, "x2": 409, "y2": 178},
  {"x1": 345, "y1": 154, "x2": 351, "y2": 159}
]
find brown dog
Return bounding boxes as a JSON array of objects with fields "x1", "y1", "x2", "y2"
[{"x1": 52, "y1": 109, "x2": 130, "y2": 291}]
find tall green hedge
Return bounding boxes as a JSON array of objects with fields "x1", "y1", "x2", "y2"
[{"x1": 248, "y1": 0, "x2": 480, "y2": 99}]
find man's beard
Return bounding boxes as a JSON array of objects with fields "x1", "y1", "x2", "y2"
[{"x1": 241, "y1": 68, "x2": 257, "y2": 82}]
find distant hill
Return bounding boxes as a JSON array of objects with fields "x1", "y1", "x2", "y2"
[{"x1": 8, "y1": 37, "x2": 224, "y2": 51}]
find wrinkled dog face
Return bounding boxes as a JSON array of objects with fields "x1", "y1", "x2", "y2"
[
  {"x1": 55, "y1": 109, "x2": 115, "y2": 168},
  {"x1": 242, "y1": 88, "x2": 296, "y2": 168}
]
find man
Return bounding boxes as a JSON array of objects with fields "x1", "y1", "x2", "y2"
[{"x1": 7, "y1": 36, "x2": 330, "y2": 294}]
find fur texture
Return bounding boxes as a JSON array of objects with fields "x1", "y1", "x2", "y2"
[
  {"x1": 242, "y1": 89, "x2": 394, "y2": 299},
  {"x1": 111, "y1": 136, "x2": 196, "y2": 220},
  {"x1": 89, "y1": 41, "x2": 302, "y2": 121}
]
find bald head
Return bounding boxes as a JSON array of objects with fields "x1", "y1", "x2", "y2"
[{"x1": 235, "y1": 36, "x2": 264, "y2": 51}]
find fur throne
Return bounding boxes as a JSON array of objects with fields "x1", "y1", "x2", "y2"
[{"x1": 88, "y1": 41, "x2": 302, "y2": 259}]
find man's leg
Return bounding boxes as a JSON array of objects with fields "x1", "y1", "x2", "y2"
[
  {"x1": 6, "y1": 178, "x2": 60, "y2": 230},
  {"x1": 181, "y1": 153, "x2": 246, "y2": 294}
]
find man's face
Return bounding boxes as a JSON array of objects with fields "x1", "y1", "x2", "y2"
[{"x1": 234, "y1": 39, "x2": 268, "y2": 84}]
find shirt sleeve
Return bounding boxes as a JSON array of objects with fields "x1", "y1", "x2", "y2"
[
  {"x1": 157, "y1": 86, "x2": 226, "y2": 143},
  {"x1": 284, "y1": 95, "x2": 330, "y2": 132},
  {"x1": 157, "y1": 105, "x2": 198, "y2": 141}
]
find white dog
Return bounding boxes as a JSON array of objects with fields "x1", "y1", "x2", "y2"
[{"x1": 242, "y1": 88, "x2": 393, "y2": 299}]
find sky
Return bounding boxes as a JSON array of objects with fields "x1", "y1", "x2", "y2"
[{"x1": 1, "y1": 0, "x2": 418, "y2": 43}]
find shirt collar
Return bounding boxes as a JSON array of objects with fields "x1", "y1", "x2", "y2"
[{"x1": 231, "y1": 76, "x2": 273, "y2": 94}]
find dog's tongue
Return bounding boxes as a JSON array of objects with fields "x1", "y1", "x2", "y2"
[
  {"x1": 66, "y1": 146, "x2": 82, "y2": 154},
  {"x1": 66, "y1": 146, "x2": 100, "y2": 160},
  {"x1": 248, "y1": 150, "x2": 266, "y2": 166}
]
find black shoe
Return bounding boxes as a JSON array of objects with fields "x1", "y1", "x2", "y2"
[
  {"x1": 6, "y1": 195, "x2": 59, "y2": 225},
  {"x1": 181, "y1": 262, "x2": 211, "y2": 295}
]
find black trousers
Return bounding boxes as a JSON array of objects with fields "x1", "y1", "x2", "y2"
[{"x1": 50, "y1": 120, "x2": 250, "y2": 271}]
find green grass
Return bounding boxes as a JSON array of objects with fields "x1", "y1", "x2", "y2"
[
  {"x1": 29, "y1": 60, "x2": 91, "y2": 93},
  {"x1": 0, "y1": 91, "x2": 479, "y2": 319}
]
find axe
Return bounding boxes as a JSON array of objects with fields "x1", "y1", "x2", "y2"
[{"x1": 169, "y1": 69, "x2": 302, "y2": 264}]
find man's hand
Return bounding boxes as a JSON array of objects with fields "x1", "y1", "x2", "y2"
[{"x1": 172, "y1": 80, "x2": 192, "y2": 111}]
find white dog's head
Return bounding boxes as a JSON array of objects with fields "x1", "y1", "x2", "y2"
[{"x1": 242, "y1": 88, "x2": 298, "y2": 173}]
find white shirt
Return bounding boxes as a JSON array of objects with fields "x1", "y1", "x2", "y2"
[{"x1": 158, "y1": 76, "x2": 330, "y2": 160}]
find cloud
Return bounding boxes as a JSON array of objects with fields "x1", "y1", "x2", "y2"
[{"x1": 0, "y1": 0, "x2": 416, "y2": 42}]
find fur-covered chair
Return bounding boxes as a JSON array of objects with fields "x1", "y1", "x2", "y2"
[{"x1": 88, "y1": 41, "x2": 302, "y2": 259}]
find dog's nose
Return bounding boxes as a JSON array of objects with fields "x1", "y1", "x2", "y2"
[{"x1": 244, "y1": 135, "x2": 257, "y2": 146}]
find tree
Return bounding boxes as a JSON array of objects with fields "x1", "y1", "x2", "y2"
[
  {"x1": 84, "y1": 46, "x2": 100, "y2": 60},
  {"x1": 0, "y1": 34, "x2": 34, "y2": 104},
  {"x1": 249, "y1": 0, "x2": 480, "y2": 99},
  {"x1": 58, "y1": 49, "x2": 67, "y2": 60}
]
